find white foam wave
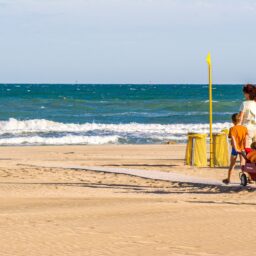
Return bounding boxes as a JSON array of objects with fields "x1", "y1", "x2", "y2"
[
  {"x1": 0, "y1": 118, "x2": 232, "y2": 145},
  {"x1": 0, "y1": 135, "x2": 119, "y2": 145},
  {"x1": 203, "y1": 100, "x2": 219, "y2": 103},
  {"x1": 149, "y1": 135, "x2": 187, "y2": 141},
  {"x1": 0, "y1": 118, "x2": 231, "y2": 136}
]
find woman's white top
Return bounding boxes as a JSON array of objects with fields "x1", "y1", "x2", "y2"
[{"x1": 240, "y1": 100, "x2": 256, "y2": 126}]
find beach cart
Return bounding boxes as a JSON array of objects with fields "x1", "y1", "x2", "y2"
[{"x1": 239, "y1": 150, "x2": 256, "y2": 186}]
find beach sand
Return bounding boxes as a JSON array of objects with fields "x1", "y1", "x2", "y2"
[{"x1": 0, "y1": 144, "x2": 255, "y2": 256}]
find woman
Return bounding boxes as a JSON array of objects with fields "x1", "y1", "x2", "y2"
[{"x1": 239, "y1": 84, "x2": 256, "y2": 145}]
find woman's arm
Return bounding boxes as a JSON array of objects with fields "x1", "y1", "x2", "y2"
[
  {"x1": 245, "y1": 134, "x2": 249, "y2": 148},
  {"x1": 239, "y1": 102, "x2": 245, "y2": 124},
  {"x1": 239, "y1": 111, "x2": 244, "y2": 125}
]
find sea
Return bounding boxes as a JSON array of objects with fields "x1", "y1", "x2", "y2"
[{"x1": 0, "y1": 84, "x2": 244, "y2": 145}]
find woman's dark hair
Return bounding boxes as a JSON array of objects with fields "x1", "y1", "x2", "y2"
[{"x1": 243, "y1": 84, "x2": 256, "y2": 100}]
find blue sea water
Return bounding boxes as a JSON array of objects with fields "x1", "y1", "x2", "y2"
[{"x1": 0, "y1": 84, "x2": 244, "y2": 145}]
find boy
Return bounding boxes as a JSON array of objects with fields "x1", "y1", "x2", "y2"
[{"x1": 223, "y1": 113, "x2": 248, "y2": 184}]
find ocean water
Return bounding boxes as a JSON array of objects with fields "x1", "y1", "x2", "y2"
[{"x1": 0, "y1": 84, "x2": 244, "y2": 145}]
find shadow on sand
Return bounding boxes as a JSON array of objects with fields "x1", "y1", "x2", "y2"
[{"x1": 0, "y1": 179, "x2": 255, "y2": 196}]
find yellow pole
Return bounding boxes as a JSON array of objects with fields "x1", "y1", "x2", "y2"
[{"x1": 206, "y1": 53, "x2": 214, "y2": 167}]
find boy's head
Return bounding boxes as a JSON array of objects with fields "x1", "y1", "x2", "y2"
[{"x1": 231, "y1": 113, "x2": 241, "y2": 125}]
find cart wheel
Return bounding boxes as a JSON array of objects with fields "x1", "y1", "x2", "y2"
[{"x1": 240, "y1": 174, "x2": 248, "y2": 186}]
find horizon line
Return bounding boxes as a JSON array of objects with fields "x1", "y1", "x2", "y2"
[{"x1": 0, "y1": 83, "x2": 245, "y2": 85}]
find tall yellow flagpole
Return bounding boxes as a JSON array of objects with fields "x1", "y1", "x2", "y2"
[{"x1": 206, "y1": 53, "x2": 214, "y2": 167}]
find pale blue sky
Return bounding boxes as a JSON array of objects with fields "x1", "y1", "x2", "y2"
[{"x1": 0, "y1": 0, "x2": 255, "y2": 84}]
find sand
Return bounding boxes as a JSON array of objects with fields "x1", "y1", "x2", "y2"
[{"x1": 0, "y1": 144, "x2": 255, "y2": 256}]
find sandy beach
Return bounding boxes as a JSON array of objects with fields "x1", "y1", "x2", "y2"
[{"x1": 0, "y1": 144, "x2": 255, "y2": 256}]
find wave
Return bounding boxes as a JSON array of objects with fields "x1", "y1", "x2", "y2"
[
  {"x1": 0, "y1": 118, "x2": 231, "y2": 135},
  {"x1": 202, "y1": 100, "x2": 219, "y2": 103},
  {"x1": 0, "y1": 135, "x2": 119, "y2": 145},
  {"x1": 102, "y1": 111, "x2": 233, "y2": 117},
  {"x1": 0, "y1": 118, "x2": 231, "y2": 145}
]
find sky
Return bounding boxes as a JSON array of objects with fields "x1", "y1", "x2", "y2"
[{"x1": 0, "y1": 0, "x2": 255, "y2": 84}]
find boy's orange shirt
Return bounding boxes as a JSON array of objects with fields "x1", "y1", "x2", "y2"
[{"x1": 229, "y1": 125, "x2": 248, "y2": 151}]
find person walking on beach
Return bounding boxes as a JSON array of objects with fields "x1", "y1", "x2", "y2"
[
  {"x1": 239, "y1": 84, "x2": 256, "y2": 145},
  {"x1": 223, "y1": 113, "x2": 248, "y2": 184}
]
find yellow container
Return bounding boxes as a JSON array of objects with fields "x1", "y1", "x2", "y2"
[
  {"x1": 185, "y1": 133, "x2": 207, "y2": 167},
  {"x1": 213, "y1": 133, "x2": 230, "y2": 167}
]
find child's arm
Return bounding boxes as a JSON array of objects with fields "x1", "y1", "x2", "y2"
[{"x1": 231, "y1": 136, "x2": 240, "y2": 152}]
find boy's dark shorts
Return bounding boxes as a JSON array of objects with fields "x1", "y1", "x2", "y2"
[{"x1": 231, "y1": 147, "x2": 238, "y2": 156}]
